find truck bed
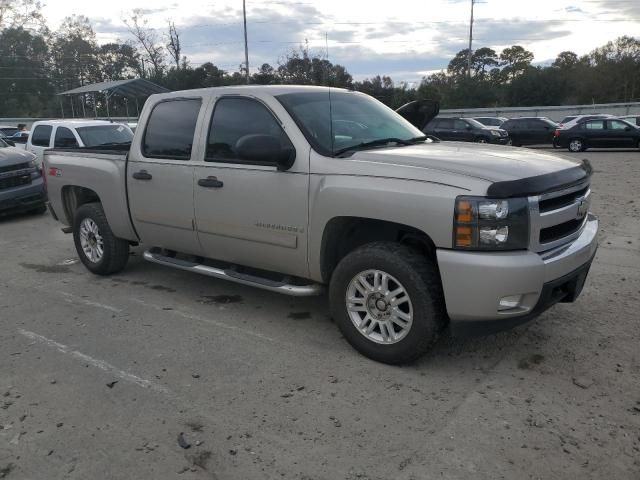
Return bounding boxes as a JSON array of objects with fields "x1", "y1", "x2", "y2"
[{"x1": 44, "y1": 148, "x2": 137, "y2": 241}]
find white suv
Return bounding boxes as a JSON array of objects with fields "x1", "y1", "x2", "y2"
[{"x1": 26, "y1": 120, "x2": 133, "y2": 167}]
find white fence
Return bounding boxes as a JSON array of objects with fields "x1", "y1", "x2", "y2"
[
  {"x1": 439, "y1": 102, "x2": 640, "y2": 121},
  {"x1": 0, "y1": 117, "x2": 134, "y2": 130}
]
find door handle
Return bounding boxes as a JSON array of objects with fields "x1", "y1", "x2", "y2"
[
  {"x1": 198, "y1": 176, "x2": 224, "y2": 188},
  {"x1": 132, "y1": 170, "x2": 152, "y2": 180}
]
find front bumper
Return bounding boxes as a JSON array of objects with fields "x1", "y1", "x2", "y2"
[
  {"x1": 0, "y1": 177, "x2": 46, "y2": 214},
  {"x1": 491, "y1": 136, "x2": 510, "y2": 145},
  {"x1": 437, "y1": 214, "x2": 598, "y2": 337}
]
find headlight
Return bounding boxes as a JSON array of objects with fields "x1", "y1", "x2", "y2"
[
  {"x1": 490, "y1": 130, "x2": 500, "y2": 136},
  {"x1": 453, "y1": 196, "x2": 529, "y2": 250},
  {"x1": 28, "y1": 160, "x2": 37, "y2": 168}
]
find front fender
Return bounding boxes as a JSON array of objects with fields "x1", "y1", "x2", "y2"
[{"x1": 307, "y1": 174, "x2": 468, "y2": 282}]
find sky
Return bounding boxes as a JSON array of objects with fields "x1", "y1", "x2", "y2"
[{"x1": 41, "y1": 0, "x2": 640, "y2": 84}]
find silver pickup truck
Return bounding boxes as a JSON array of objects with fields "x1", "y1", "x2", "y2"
[{"x1": 44, "y1": 86, "x2": 598, "y2": 364}]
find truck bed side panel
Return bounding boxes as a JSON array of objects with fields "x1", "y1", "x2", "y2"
[{"x1": 45, "y1": 150, "x2": 138, "y2": 241}]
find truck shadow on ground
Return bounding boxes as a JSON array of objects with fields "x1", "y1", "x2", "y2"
[{"x1": 102, "y1": 249, "x2": 539, "y2": 372}]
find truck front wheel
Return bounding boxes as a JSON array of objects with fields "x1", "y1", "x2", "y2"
[
  {"x1": 73, "y1": 203, "x2": 129, "y2": 275},
  {"x1": 329, "y1": 242, "x2": 446, "y2": 364}
]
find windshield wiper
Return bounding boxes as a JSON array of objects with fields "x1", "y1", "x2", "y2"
[{"x1": 334, "y1": 136, "x2": 427, "y2": 157}]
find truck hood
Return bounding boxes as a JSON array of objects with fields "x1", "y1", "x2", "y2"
[
  {"x1": 346, "y1": 141, "x2": 582, "y2": 183},
  {"x1": 0, "y1": 147, "x2": 36, "y2": 167}
]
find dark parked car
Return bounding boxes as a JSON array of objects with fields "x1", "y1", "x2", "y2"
[
  {"x1": 424, "y1": 117, "x2": 510, "y2": 144},
  {"x1": 472, "y1": 116, "x2": 508, "y2": 127},
  {"x1": 501, "y1": 117, "x2": 558, "y2": 146},
  {"x1": 554, "y1": 118, "x2": 640, "y2": 152},
  {"x1": 0, "y1": 138, "x2": 46, "y2": 216}
]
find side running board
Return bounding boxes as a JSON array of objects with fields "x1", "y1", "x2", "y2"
[{"x1": 143, "y1": 248, "x2": 324, "y2": 297}]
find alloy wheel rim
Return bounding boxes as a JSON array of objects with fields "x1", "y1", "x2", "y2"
[
  {"x1": 570, "y1": 140, "x2": 582, "y2": 151},
  {"x1": 345, "y1": 269, "x2": 413, "y2": 344},
  {"x1": 79, "y1": 218, "x2": 104, "y2": 263}
]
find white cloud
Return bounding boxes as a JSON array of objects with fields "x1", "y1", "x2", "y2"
[{"x1": 42, "y1": 0, "x2": 640, "y2": 81}]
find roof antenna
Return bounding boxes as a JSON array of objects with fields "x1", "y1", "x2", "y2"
[{"x1": 326, "y1": 32, "x2": 334, "y2": 156}]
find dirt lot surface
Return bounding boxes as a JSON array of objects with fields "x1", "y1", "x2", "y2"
[{"x1": 1, "y1": 149, "x2": 639, "y2": 479}]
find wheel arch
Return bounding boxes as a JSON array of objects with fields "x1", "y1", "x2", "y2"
[
  {"x1": 319, "y1": 216, "x2": 437, "y2": 283},
  {"x1": 61, "y1": 185, "x2": 101, "y2": 225}
]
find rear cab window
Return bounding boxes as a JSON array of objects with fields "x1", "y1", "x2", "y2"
[
  {"x1": 54, "y1": 127, "x2": 79, "y2": 148},
  {"x1": 31, "y1": 125, "x2": 52, "y2": 147},
  {"x1": 76, "y1": 125, "x2": 133, "y2": 148},
  {"x1": 143, "y1": 98, "x2": 202, "y2": 160}
]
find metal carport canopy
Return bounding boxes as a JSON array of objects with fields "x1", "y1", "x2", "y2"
[{"x1": 58, "y1": 78, "x2": 169, "y2": 98}]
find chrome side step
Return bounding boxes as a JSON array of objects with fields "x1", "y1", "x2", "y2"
[{"x1": 143, "y1": 248, "x2": 324, "y2": 297}]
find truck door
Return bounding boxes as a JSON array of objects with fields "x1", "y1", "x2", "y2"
[
  {"x1": 192, "y1": 95, "x2": 309, "y2": 278},
  {"x1": 127, "y1": 97, "x2": 204, "y2": 256},
  {"x1": 28, "y1": 124, "x2": 52, "y2": 167}
]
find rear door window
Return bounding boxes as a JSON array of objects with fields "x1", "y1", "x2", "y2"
[
  {"x1": 31, "y1": 125, "x2": 52, "y2": 147},
  {"x1": 54, "y1": 127, "x2": 79, "y2": 148},
  {"x1": 453, "y1": 120, "x2": 468, "y2": 130},
  {"x1": 143, "y1": 98, "x2": 202, "y2": 160},
  {"x1": 584, "y1": 121, "x2": 605, "y2": 130}
]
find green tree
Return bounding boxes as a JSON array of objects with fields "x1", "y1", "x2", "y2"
[
  {"x1": 0, "y1": 27, "x2": 51, "y2": 116},
  {"x1": 471, "y1": 47, "x2": 499, "y2": 79},
  {"x1": 500, "y1": 45, "x2": 534, "y2": 81}
]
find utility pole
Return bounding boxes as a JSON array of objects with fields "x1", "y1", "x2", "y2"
[
  {"x1": 467, "y1": 0, "x2": 475, "y2": 78},
  {"x1": 243, "y1": 0, "x2": 250, "y2": 84}
]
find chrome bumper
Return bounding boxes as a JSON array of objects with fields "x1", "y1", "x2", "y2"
[{"x1": 437, "y1": 214, "x2": 598, "y2": 323}]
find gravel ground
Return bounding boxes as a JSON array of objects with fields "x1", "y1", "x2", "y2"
[{"x1": 1, "y1": 149, "x2": 639, "y2": 479}]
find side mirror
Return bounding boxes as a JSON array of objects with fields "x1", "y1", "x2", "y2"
[
  {"x1": 235, "y1": 134, "x2": 295, "y2": 171},
  {"x1": 5, "y1": 139, "x2": 15, "y2": 147},
  {"x1": 625, "y1": 127, "x2": 632, "y2": 131},
  {"x1": 466, "y1": 126, "x2": 472, "y2": 130},
  {"x1": 395, "y1": 99, "x2": 440, "y2": 131}
]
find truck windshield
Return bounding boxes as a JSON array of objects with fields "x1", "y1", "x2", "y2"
[
  {"x1": 276, "y1": 91, "x2": 424, "y2": 157},
  {"x1": 76, "y1": 125, "x2": 134, "y2": 148}
]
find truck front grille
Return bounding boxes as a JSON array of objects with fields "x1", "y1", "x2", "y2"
[
  {"x1": 538, "y1": 185, "x2": 589, "y2": 213},
  {"x1": 0, "y1": 174, "x2": 31, "y2": 191},
  {"x1": 529, "y1": 181, "x2": 591, "y2": 253},
  {"x1": 0, "y1": 162, "x2": 30, "y2": 174},
  {"x1": 539, "y1": 218, "x2": 585, "y2": 244}
]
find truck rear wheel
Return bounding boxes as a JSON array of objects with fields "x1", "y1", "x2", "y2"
[
  {"x1": 73, "y1": 203, "x2": 129, "y2": 275},
  {"x1": 329, "y1": 242, "x2": 446, "y2": 364}
]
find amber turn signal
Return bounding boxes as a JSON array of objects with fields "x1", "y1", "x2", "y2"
[
  {"x1": 455, "y1": 226, "x2": 473, "y2": 247},
  {"x1": 456, "y1": 200, "x2": 474, "y2": 223}
]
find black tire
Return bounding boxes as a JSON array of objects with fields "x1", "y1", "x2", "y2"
[
  {"x1": 329, "y1": 242, "x2": 447, "y2": 365},
  {"x1": 73, "y1": 203, "x2": 129, "y2": 275},
  {"x1": 475, "y1": 136, "x2": 489, "y2": 143}
]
